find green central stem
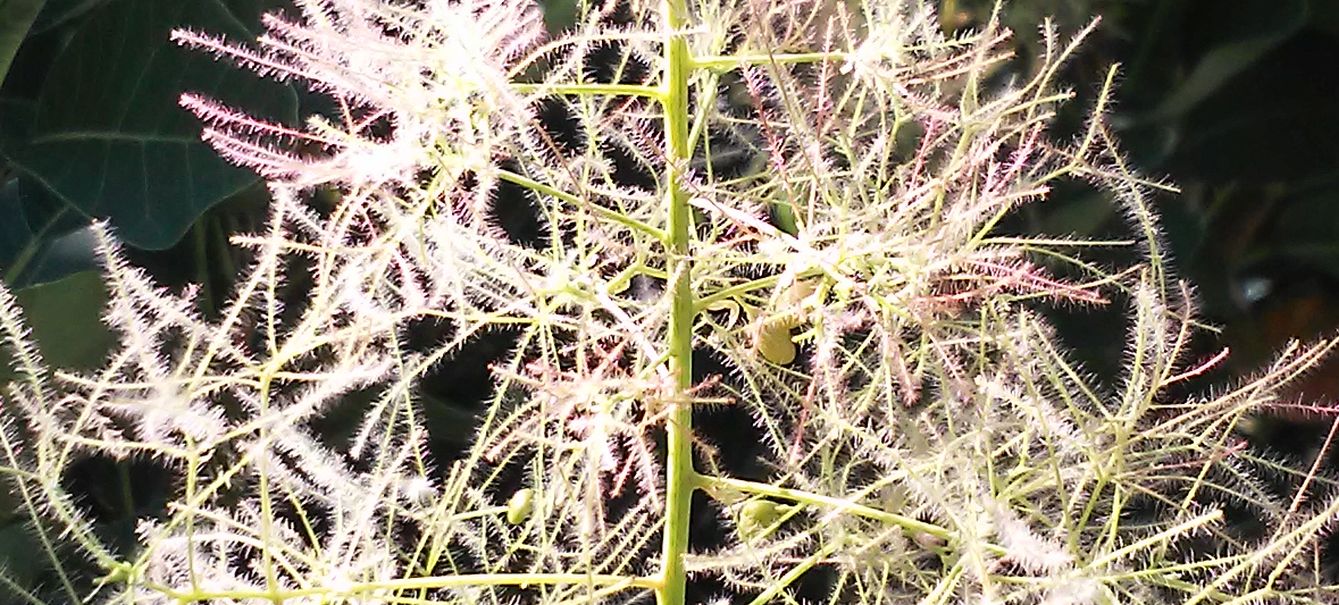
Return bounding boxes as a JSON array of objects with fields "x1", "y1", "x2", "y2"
[{"x1": 658, "y1": 0, "x2": 695, "y2": 603}]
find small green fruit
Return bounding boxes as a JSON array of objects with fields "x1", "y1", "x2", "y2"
[
  {"x1": 737, "y1": 499, "x2": 790, "y2": 540},
  {"x1": 506, "y1": 488, "x2": 535, "y2": 525},
  {"x1": 755, "y1": 320, "x2": 797, "y2": 365}
]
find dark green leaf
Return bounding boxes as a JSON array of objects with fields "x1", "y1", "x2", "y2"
[
  {"x1": 0, "y1": 176, "x2": 96, "y2": 287},
  {"x1": 1170, "y1": 33, "x2": 1339, "y2": 183},
  {"x1": 30, "y1": 0, "x2": 109, "y2": 34},
  {"x1": 0, "y1": 0, "x2": 297, "y2": 250},
  {"x1": 0, "y1": 271, "x2": 114, "y2": 383},
  {"x1": 537, "y1": 0, "x2": 578, "y2": 33},
  {"x1": 0, "y1": 0, "x2": 46, "y2": 84},
  {"x1": 0, "y1": 521, "x2": 46, "y2": 596},
  {"x1": 1143, "y1": 0, "x2": 1306, "y2": 122}
]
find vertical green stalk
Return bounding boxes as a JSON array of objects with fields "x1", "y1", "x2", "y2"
[{"x1": 658, "y1": 0, "x2": 694, "y2": 603}]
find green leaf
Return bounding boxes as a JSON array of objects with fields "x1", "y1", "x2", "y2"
[
  {"x1": 30, "y1": 0, "x2": 109, "y2": 34},
  {"x1": 1170, "y1": 33, "x2": 1339, "y2": 183},
  {"x1": 537, "y1": 0, "x2": 578, "y2": 33},
  {"x1": 0, "y1": 0, "x2": 297, "y2": 250},
  {"x1": 0, "y1": 105, "x2": 98, "y2": 289},
  {"x1": 0, "y1": 0, "x2": 46, "y2": 84},
  {"x1": 1143, "y1": 0, "x2": 1306, "y2": 122},
  {"x1": 769, "y1": 197, "x2": 799, "y2": 237},
  {"x1": 0, "y1": 176, "x2": 96, "y2": 288},
  {"x1": 0, "y1": 271, "x2": 113, "y2": 382},
  {"x1": 0, "y1": 521, "x2": 46, "y2": 596}
]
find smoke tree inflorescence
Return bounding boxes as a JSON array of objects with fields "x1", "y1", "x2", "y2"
[{"x1": 3, "y1": 1, "x2": 1339, "y2": 604}]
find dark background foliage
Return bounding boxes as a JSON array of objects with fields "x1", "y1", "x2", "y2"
[{"x1": 3, "y1": 0, "x2": 1339, "y2": 598}]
